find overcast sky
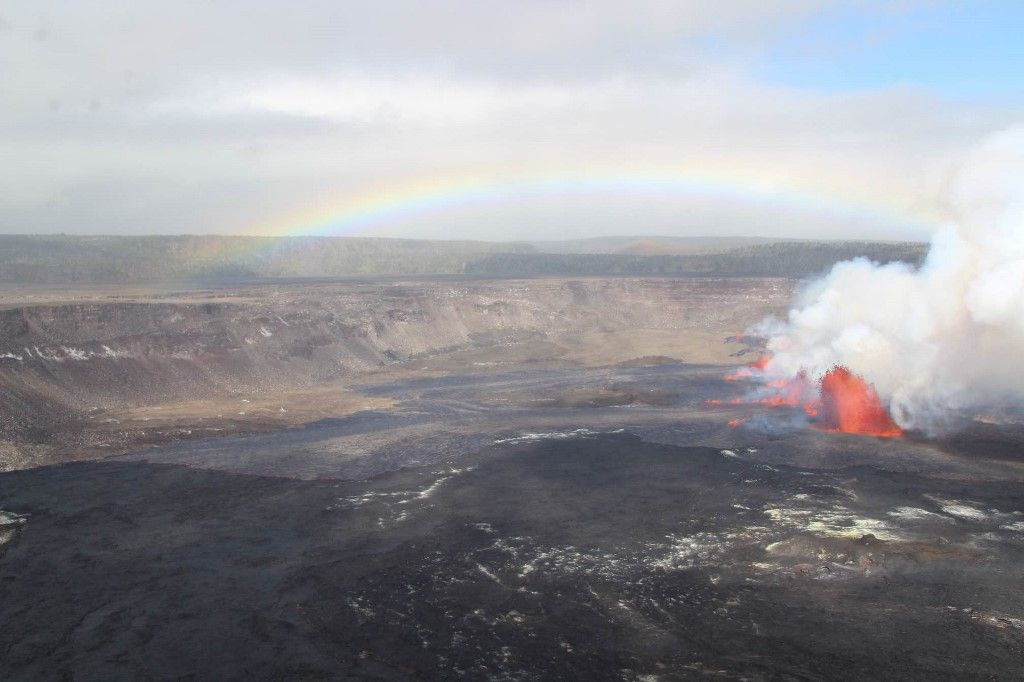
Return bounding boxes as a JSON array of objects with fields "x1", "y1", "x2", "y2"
[{"x1": 1, "y1": 1, "x2": 1021, "y2": 241}]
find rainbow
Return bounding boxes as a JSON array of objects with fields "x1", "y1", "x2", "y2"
[{"x1": 204, "y1": 166, "x2": 942, "y2": 263}]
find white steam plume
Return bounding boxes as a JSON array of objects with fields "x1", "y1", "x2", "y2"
[{"x1": 760, "y1": 126, "x2": 1024, "y2": 432}]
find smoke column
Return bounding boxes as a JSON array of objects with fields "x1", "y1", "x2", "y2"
[{"x1": 760, "y1": 126, "x2": 1024, "y2": 433}]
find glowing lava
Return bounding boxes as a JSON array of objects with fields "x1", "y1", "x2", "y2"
[
  {"x1": 757, "y1": 374, "x2": 811, "y2": 410},
  {"x1": 715, "y1": 358, "x2": 902, "y2": 438},
  {"x1": 724, "y1": 355, "x2": 771, "y2": 381},
  {"x1": 817, "y1": 366, "x2": 902, "y2": 437}
]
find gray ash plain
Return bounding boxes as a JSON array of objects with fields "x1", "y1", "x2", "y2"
[{"x1": 2, "y1": 362, "x2": 1024, "y2": 680}]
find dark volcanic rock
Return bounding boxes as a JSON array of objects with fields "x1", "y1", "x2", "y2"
[{"x1": 1, "y1": 434, "x2": 1021, "y2": 680}]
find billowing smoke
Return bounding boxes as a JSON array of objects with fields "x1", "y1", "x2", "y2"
[{"x1": 759, "y1": 126, "x2": 1024, "y2": 433}]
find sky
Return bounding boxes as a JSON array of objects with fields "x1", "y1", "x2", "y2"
[{"x1": 1, "y1": 1, "x2": 1021, "y2": 242}]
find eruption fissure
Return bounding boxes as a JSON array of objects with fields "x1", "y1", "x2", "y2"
[{"x1": 713, "y1": 357, "x2": 902, "y2": 437}]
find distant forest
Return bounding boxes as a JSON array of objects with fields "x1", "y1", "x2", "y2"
[{"x1": 0, "y1": 235, "x2": 928, "y2": 284}]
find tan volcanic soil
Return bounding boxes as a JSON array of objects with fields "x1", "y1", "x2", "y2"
[
  {"x1": 114, "y1": 385, "x2": 392, "y2": 426},
  {"x1": 61, "y1": 385, "x2": 395, "y2": 463},
  {"x1": 417, "y1": 327, "x2": 742, "y2": 373},
  {"x1": 482, "y1": 383, "x2": 677, "y2": 409}
]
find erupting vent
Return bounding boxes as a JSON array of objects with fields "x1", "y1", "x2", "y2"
[
  {"x1": 715, "y1": 357, "x2": 902, "y2": 438},
  {"x1": 818, "y1": 367, "x2": 902, "y2": 437}
]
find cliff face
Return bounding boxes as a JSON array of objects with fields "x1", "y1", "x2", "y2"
[{"x1": 0, "y1": 277, "x2": 792, "y2": 469}]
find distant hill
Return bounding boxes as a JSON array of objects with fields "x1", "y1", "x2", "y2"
[
  {"x1": 530, "y1": 235, "x2": 782, "y2": 255},
  {"x1": 0, "y1": 234, "x2": 928, "y2": 283},
  {"x1": 0, "y1": 235, "x2": 536, "y2": 284},
  {"x1": 466, "y1": 240, "x2": 928, "y2": 278},
  {"x1": 615, "y1": 239, "x2": 688, "y2": 255}
]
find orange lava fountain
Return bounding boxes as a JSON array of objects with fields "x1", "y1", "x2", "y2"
[
  {"x1": 714, "y1": 357, "x2": 902, "y2": 438},
  {"x1": 817, "y1": 367, "x2": 902, "y2": 437}
]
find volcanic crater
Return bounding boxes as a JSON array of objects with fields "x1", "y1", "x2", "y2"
[{"x1": 0, "y1": 275, "x2": 1022, "y2": 680}]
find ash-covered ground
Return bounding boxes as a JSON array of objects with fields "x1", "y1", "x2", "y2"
[{"x1": 1, "y1": 278, "x2": 1023, "y2": 680}]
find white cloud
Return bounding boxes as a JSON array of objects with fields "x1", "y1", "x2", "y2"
[{"x1": 0, "y1": 1, "x2": 1019, "y2": 239}]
